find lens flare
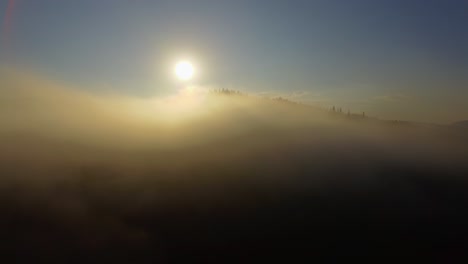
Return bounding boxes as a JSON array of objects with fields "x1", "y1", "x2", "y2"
[{"x1": 2, "y1": 0, "x2": 16, "y2": 48}]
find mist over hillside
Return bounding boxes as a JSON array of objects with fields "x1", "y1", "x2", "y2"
[{"x1": 1, "y1": 70, "x2": 468, "y2": 262}]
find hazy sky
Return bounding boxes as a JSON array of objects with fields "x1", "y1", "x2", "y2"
[{"x1": 1, "y1": 0, "x2": 467, "y2": 123}]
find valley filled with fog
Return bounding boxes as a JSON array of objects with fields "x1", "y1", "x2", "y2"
[{"x1": 1, "y1": 70, "x2": 468, "y2": 262}]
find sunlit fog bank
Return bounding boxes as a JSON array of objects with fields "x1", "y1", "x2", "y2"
[
  {"x1": 1, "y1": 68, "x2": 467, "y2": 169},
  {"x1": 0, "y1": 68, "x2": 334, "y2": 148}
]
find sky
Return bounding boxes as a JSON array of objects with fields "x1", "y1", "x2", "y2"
[{"x1": 1, "y1": 0, "x2": 467, "y2": 123}]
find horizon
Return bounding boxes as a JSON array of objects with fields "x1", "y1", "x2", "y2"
[{"x1": 1, "y1": 0, "x2": 467, "y2": 123}]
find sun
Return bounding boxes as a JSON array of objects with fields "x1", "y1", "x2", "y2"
[{"x1": 175, "y1": 61, "x2": 195, "y2": 81}]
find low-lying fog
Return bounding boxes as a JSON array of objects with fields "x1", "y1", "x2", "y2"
[{"x1": 1, "y1": 68, "x2": 468, "y2": 262}]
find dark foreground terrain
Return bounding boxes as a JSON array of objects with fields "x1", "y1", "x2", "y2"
[{"x1": 1, "y1": 79, "x2": 468, "y2": 262}]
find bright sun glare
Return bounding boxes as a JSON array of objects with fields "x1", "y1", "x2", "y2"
[{"x1": 175, "y1": 61, "x2": 195, "y2": 81}]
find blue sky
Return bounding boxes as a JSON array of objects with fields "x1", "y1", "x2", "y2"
[{"x1": 1, "y1": 0, "x2": 467, "y2": 122}]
